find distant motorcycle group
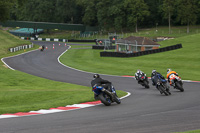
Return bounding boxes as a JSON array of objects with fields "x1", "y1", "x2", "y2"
[{"x1": 135, "y1": 69, "x2": 184, "y2": 96}]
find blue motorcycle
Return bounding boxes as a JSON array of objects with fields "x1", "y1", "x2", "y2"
[
  {"x1": 92, "y1": 84, "x2": 121, "y2": 106},
  {"x1": 156, "y1": 78, "x2": 171, "y2": 96}
]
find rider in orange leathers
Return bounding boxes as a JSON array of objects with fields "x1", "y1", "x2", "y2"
[{"x1": 166, "y1": 69, "x2": 178, "y2": 86}]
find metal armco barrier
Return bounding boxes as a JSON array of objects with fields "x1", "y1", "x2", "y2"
[
  {"x1": 9, "y1": 44, "x2": 34, "y2": 52},
  {"x1": 100, "y1": 44, "x2": 182, "y2": 58}
]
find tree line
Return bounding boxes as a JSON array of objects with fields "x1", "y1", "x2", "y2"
[{"x1": 1, "y1": 0, "x2": 200, "y2": 33}]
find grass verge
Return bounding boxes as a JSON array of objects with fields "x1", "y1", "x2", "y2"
[
  {"x1": 174, "y1": 130, "x2": 200, "y2": 133},
  {"x1": 0, "y1": 68, "x2": 127, "y2": 114}
]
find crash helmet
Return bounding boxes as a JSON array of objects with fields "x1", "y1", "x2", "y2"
[
  {"x1": 152, "y1": 69, "x2": 156, "y2": 76},
  {"x1": 167, "y1": 68, "x2": 172, "y2": 74},
  {"x1": 93, "y1": 74, "x2": 100, "y2": 78},
  {"x1": 137, "y1": 69, "x2": 142, "y2": 74}
]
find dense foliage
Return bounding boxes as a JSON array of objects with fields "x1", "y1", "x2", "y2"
[{"x1": 1, "y1": 0, "x2": 200, "y2": 32}]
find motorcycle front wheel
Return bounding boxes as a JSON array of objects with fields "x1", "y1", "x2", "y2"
[
  {"x1": 98, "y1": 93, "x2": 112, "y2": 106},
  {"x1": 113, "y1": 94, "x2": 121, "y2": 104},
  {"x1": 143, "y1": 81, "x2": 150, "y2": 88},
  {"x1": 159, "y1": 86, "x2": 169, "y2": 96}
]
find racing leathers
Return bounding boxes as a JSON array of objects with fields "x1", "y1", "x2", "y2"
[
  {"x1": 91, "y1": 77, "x2": 112, "y2": 99},
  {"x1": 166, "y1": 71, "x2": 178, "y2": 86},
  {"x1": 135, "y1": 71, "x2": 149, "y2": 84},
  {"x1": 151, "y1": 72, "x2": 168, "y2": 90}
]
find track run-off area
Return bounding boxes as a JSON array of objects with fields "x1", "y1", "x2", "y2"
[{"x1": 1, "y1": 41, "x2": 200, "y2": 133}]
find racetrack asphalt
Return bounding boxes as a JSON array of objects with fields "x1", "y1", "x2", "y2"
[{"x1": 1, "y1": 41, "x2": 200, "y2": 133}]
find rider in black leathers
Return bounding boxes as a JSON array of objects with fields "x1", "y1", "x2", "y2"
[
  {"x1": 151, "y1": 70, "x2": 169, "y2": 93},
  {"x1": 91, "y1": 74, "x2": 112, "y2": 99},
  {"x1": 135, "y1": 69, "x2": 149, "y2": 85}
]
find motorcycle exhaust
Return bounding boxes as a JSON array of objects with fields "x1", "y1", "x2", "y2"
[{"x1": 102, "y1": 88, "x2": 113, "y2": 97}]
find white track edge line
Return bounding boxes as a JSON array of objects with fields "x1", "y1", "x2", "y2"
[{"x1": 1, "y1": 49, "x2": 38, "y2": 70}]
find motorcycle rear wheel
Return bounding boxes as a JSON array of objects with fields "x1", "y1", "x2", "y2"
[
  {"x1": 98, "y1": 93, "x2": 111, "y2": 106},
  {"x1": 175, "y1": 82, "x2": 184, "y2": 92}
]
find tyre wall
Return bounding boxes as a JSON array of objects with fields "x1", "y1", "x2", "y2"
[{"x1": 100, "y1": 44, "x2": 182, "y2": 57}]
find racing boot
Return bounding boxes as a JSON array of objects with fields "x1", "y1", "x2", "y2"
[
  {"x1": 94, "y1": 94, "x2": 98, "y2": 100},
  {"x1": 170, "y1": 83, "x2": 175, "y2": 89}
]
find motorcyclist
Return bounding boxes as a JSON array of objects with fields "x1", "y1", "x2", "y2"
[
  {"x1": 135, "y1": 69, "x2": 149, "y2": 85},
  {"x1": 151, "y1": 69, "x2": 169, "y2": 93},
  {"x1": 40, "y1": 45, "x2": 45, "y2": 51},
  {"x1": 166, "y1": 69, "x2": 179, "y2": 87},
  {"x1": 91, "y1": 74, "x2": 112, "y2": 99},
  {"x1": 42, "y1": 45, "x2": 45, "y2": 51}
]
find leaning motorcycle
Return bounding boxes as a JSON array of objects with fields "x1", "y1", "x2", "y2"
[
  {"x1": 40, "y1": 45, "x2": 45, "y2": 51},
  {"x1": 92, "y1": 84, "x2": 121, "y2": 106},
  {"x1": 137, "y1": 74, "x2": 150, "y2": 88},
  {"x1": 156, "y1": 79, "x2": 171, "y2": 96},
  {"x1": 170, "y1": 75, "x2": 184, "y2": 92}
]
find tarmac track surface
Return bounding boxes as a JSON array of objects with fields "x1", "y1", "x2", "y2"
[{"x1": 1, "y1": 41, "x2": 200, "y2": 133}]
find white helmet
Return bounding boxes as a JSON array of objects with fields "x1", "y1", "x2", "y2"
[
  {"x1": 152, "y1": 70, "x2": 156, "y2": 75},
  {"x1": 167, "y1": 68, "x2": 172, "y2": 74},
  {"x1": 137, "y1": 69, "x2": 141, "y2": 73}
]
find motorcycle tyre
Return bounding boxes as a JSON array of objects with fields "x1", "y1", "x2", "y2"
[
  {"x1": 143, "y1": 81, "x2": 150, "y2": 89},
  {"x1": 159, "y1": 86, "x2": 169, "y2": 96},
  {"x1": 98, "y1": 93, "x2": 111, "y2": 106},
  {"x1": 175, "y1": 82, "x2": 184, "y2": 92}
]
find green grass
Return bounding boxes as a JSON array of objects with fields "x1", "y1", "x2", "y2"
[
  {"x1": 0, "y1": 69, "x2": 91, "y2": 114},
  {"x1": 0, "y1": 29, "x2": 127, "y2": 114},
  {"x1": 60, "y1": 33, "x2": 200, "y2": 81},
  {"x1": 0, "y1": 68, "x2": 126, "y2": 114},
  {"x1": 174, "y1": 130, "x2": 200, "y2": 133},
  {"x1": 129, "y1": 25, "x2": 200, "y2": 38},
  {"x1": 0, "y1": 68, "x2": 127, "y2": 114}
]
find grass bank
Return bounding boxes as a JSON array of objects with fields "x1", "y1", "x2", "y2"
[
  {"x1": 0, "y1": 30, "x2": 127, "y2": 114},
  {"x1": 60, "y1": 33, "x2": 200, "y2": 81},
  {"x1": 175, "y1": 130, "x2": 200, "y2": 133},
  {"x1": 0, "y1": 30, "x2": 31, "y2": 57}
]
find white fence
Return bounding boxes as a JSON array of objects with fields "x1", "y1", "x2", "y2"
[{"x1": 9, "y1": 43, "x2": 34, "y2": 52}]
